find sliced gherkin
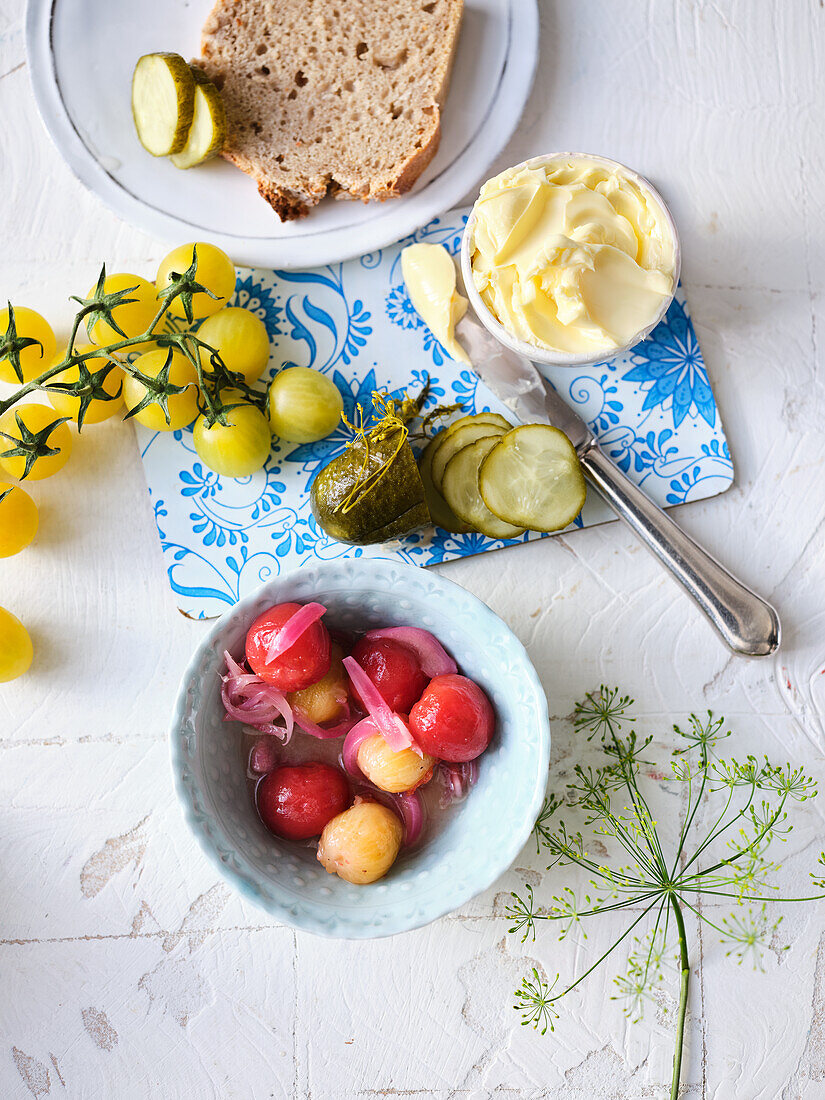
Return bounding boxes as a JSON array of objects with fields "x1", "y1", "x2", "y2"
[
  {"x1": 439, "y1": 411, "x2": 512, "y2": 435},
  {"x1": 479, "y1": 425, "x2": 586, "y2": 532},
  {"x1": 171, "y1": 76, "x2": 226, "y2": 169},
  {"x1": 430, "y1": 421, "x2": 506, "y2": 492},
  {"x1": 441, "y1": 435, "x2": 525, "y2": 541},
  {"x1": 418, "y1": 436, "x2": 472, "y2": 534},
  {"x1": 426, "y1": 412, "x2": 512, "y2": 490},
  {"x1": 131, "y1": 52, "x2": 196, "y2": 156}
]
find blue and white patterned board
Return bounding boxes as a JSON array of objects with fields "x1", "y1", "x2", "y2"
[{"x1": 136, "y1": 207, "x2": 733, "y2": 618}]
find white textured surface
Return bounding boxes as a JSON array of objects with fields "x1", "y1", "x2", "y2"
[{"x1": 1, "y1": 1, "x2": 824, "y2": 1097}]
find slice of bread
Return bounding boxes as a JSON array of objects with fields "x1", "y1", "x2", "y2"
[{"x1": 198, "y1": 0, "x2": 464, "y2": 220}]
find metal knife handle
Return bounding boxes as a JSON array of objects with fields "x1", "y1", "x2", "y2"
[{"x1": 580, "y1": 444, "x2": 780, "y2": 657}]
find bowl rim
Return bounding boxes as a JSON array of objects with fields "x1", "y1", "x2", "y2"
[
  {"x1": 459, "y1": 150, "x2": 682, "y2": 368},
  {"x1": 168, "y1": 558, "x2": 551, "y2": 938}
]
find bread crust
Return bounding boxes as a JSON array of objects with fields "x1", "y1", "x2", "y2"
[
  {"x1": 385, "y1": 118, "x2": 442, "y2": 197},
  {"x1": 198, "y1": 0, "x2": 463, "y2": 220}
]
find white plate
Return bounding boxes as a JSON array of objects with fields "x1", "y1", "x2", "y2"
[{"x1": 26, "y1": 0, "x2": 538, "y2": 268}]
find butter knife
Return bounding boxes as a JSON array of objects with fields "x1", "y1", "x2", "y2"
[{"x1": 454, "y1": 313, "x2": 781, "y2": 658}]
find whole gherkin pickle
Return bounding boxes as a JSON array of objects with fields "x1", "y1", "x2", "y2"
[{"x1": 310, "y1": 391, "x2": 431, "y2": 545}]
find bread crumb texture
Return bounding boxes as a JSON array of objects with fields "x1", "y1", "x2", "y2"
[{"x1": 198, "y1": 0, "x2": 463, "y2": 220}]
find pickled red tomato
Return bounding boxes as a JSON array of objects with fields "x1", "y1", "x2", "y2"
[
  {"x1": 350, "y1": 637, "x2": 428, "y2": 713},
  {"x1": 409, "y1": 674, "x2": 494, "y2": 762},
  {"x1": 256, "y1": 763, "x2": 349, "y2": 840},
  {"x1": 246, "y1": 602, "x2": 331, "y2": 692}
]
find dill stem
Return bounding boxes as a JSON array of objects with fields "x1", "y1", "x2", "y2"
[{"x1": 669, "y1": 896, "x2": 690, "y2": 1100}]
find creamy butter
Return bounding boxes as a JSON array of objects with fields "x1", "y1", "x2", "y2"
[
  {"x1": 470, "y1": 157, "x2": 677, "y2": 356},
  {"x1": 401, "y1": 243, "x2": 470, "y2": 364}
]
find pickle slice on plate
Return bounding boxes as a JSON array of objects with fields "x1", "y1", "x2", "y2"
[
  {"x1": 419, "y1": 437, "x2": 472, "y2": 533},
  {"x1": 170, "y1": 78, "x2": 226, "y2": 168},
  {"x1": 479, "y1": 425, "x2": 586, "y2": 532},
  {"x1": 442, "y1": 436, "x2": 526, "y2": 540},
  {"x1": 431, "y1": 421, "x2": 506, "y2": 491},
  {"x1": 189, "y1": 65, "x2": 213, "y2": 85},
  {"x1": 132, "y1": 52, "x2": 195, "y2": 156}
]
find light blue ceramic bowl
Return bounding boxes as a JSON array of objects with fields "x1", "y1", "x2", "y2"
[{"x1": 170, "y1": 559, "x2": 551, "y2": 938}]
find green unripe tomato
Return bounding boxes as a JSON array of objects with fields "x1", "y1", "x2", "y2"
[
  {"x1": 196, "y1": 307, "x2": 271, "y2": 385},
  {"x1": 268, "y1": 367, "x2": 343, "y2": 443},
  {"x1": 193, "y1": 391, "x2": 272, "y2": 477}
]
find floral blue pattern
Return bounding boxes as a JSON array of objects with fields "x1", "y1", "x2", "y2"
[
  {"x1": 135, "y1": 207, "x2": 733, "y2": 617},
  {"x1": 385, "y1": 284, "x2": 420, "y2": 330},
  {"x1": 233, "y1": 275, "x2": 283, "y2": 336},
  {"x1": 623, "y1": 296, "x2": 714, "y2": 428}
]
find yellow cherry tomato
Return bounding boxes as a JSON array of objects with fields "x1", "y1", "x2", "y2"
[
  {"x1": 268, "y1": 366, "x2": 343, "y2": 443},
  {"x1": 47, "y1": 345, "x2": 123, "y2": 425},
  {"x1": 0, "y1": 483, "x2": 38, "y2": 556},
  {"x1": 156, "y1": 242, "x2": 236, "y2": 320},
  {"x1": 122, "y1": 348, "x2": 201, "y2": 432},
  {"x1": 196, "y1": 307, "x2": 271, "y2": 384},
  {"x1": 0, "y1": 607, "x2": 33, "y2": 682},
  {"x1": 86, "y1": 273, "x2": 158, "y2": 352},
  {"x1": 192, "y1": 390, "x2": 272, "y2": 477},
  {"x1": 0, "y1": 403, "x2": 73, "y2": 481},
  {"x1": 0, "y1": 306, "x2": 56, "y2": 383}
]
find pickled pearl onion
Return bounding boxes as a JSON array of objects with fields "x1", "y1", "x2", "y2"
[
  {"x1": 342, "y1": 655, "x2": 414, "y2": 753},
  {"x1": 264, "y1": 602, "x2": 327, "y2": 663},
  {"x1": 341, "y1": 716, "x2": 381, "y2": 777},
  {"x1": 363, "y1": 626, "x2": 458, "y2": 678}
]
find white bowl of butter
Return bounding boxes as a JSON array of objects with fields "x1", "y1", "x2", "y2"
[{"x1": 460, "y1": 153, "x2": 681, "y2": 367}]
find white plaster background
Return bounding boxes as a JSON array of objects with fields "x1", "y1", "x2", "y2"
[{"x1": 1, "y1": 1, "x2": 824, "y2": 1097}]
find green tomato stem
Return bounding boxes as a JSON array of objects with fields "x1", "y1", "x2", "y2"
[
  {"x1": 669, "y1": 896, "x2": 690, "y2": 1100},
  {"x1": 66, "y1": 309, "x2": 85, "y2": 360}
]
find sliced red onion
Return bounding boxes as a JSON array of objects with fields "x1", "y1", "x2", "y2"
[
  {"x1": 249, "y1": 737, "x2": 280, "y2": 774},
  {"x1": 264, "y1": 602, "x2": 327, "y2": 663},
  {"x1": 438, "y1": 760, "x2": 479, "y2": 807},
  {"x1": 293, "y1": 703, "x2": 359, "y2": 741},
  {"x1": 362, "y1": 787, "x2": 425, "y2": 846},
  {"x1": 342, "y1": 656, "x2": 414, "y2": 752},
  {"x1": 221, "y1": 650, "x2": 294, "y2": 742},
  {"x1": 363, "y1": 626, "x2": 458, "y2": 678},
  {"x1": 391, "y1": 789, "x2": 425, "y2": 845},
  {"x1": 352, "y1": 783, "x2": 425, "y2": 846},
  {"x1": 221, "y1": 678, "x2": 291, "y2": 729},
  {"x1": 341, "y1": 715, "x2": 380, "y2": 777},
  {"x1": 224, "y1": 649, "x2": 252, "y2": 680}
]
